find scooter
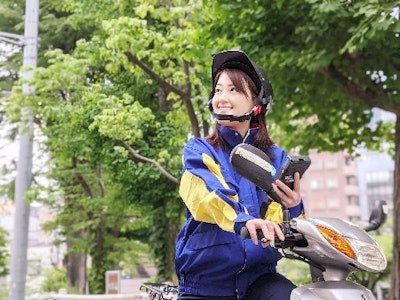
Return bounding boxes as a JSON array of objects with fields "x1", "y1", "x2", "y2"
[
  {"x1": 140, "y1": 144, "x2": 388, "y2": 300},
  {"x1": 230, "y1": 143, "x2": 388, "y2": 300}
]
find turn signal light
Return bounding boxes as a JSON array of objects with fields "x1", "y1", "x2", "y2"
[{"x1": 316, "y1": 225, "x2": 356, "y2": 260}]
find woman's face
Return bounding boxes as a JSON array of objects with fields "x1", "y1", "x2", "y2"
[{"x1": 211, "y1": 70, "x2": 255, "y2": 132}]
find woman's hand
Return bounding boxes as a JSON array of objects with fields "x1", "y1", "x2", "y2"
[
  {"x1": 245, "y1": 218, "x2": 284, "y2": 248},
  {"x1": 271, "y1": 172, "x2": 302, "y2": 208}
]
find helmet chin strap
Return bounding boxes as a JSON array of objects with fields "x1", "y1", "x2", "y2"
[{"x1": 212, "y1": 105, "x2": 260, "y2": 123}]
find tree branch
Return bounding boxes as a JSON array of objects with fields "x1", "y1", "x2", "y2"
[
  {"x1": 96, "y1": 165, "x2": 106, "y2": 198},
  {"x1": 72, "y1": 156, "x2": 93, "y2": 198},
  {"x1": 182, "y1": 60, "x2": 200, "y2": 137},
  {"x1": 124, "y1": 52, "x2": 186, "y2": 98},
  {"x1": 162, "y1": 0, "x2": 200, "y2": 136},
  {"x1": 319, "y1": 64, "x2": 400, "y2": 115},
  {"x1": 119, "y1": 140, "x2": 180, "y2": 185},
  {"x1": 124, "y1": 51, "x2": 201, "y2": 137},
  {"x1": 164, "y1": 0, "x2": 180, "y2": 28},
  {"x1": 123, "y1": 1, "x2": 201, "y2": 137}
]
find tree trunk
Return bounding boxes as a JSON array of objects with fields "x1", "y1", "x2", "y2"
[
  {"x1": 391, "y1": 115, "x2": 400, "y2": 300},
  {"x1": 64, "y1": 235, "x2": 87, "y2": 294},
  {"x1": 166, "y1": 217, "x2": 181, "y2": 282},
  {"x1": 90, "y1": 219, "x2": 110, "y2": 294}
]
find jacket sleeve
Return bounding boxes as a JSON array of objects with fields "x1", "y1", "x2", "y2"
[{"x1": 179, "y1": 139, "x2": 253, "y2": 233}]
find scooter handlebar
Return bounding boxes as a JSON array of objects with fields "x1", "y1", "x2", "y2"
[{"x1": 239, "y1": 225, "x2": 304, "y2": 249}]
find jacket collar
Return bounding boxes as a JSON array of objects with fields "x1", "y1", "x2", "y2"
[{"x1": 219, "y1": 125, "x2": 259, "y2": 150}]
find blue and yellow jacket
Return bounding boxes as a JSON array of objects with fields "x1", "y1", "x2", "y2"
[{"x1": 175, "y1": 125, "x2": 303, "y2": 299}]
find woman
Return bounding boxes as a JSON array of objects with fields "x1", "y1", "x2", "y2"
[{"x1": 175, "y1": 50, "x2": 304, "y2": 300}]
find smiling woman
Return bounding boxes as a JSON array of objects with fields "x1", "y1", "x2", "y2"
[{"x1": 174, "y1": 50, "x2": 305, "y2": 300}]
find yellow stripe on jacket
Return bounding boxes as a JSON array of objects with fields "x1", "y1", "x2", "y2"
[
  {"x1": 264, "y1": 202, "x2": 307, "y2": 223},
  {"x1": 179, "y1": 153, "x2": 242, "y2": 233}
]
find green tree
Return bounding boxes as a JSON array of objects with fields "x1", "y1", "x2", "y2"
[
  {"x1": 64, "y1": 0, "x2": 232, "y2": 282},
  {"x1": 26, "y1": 0, "x2": 231, "y2": 289},
  {"x1": 2, "y1": 0, "x2": 192, "y2": 291},
  {"x1": 35, "y1": 54, "x2": 182, "y2": 292},
  {"x1": 1, "y1": 1, "x2": 103, "y2": 291},
  {"x1": 0, "y1": 0, "x2": 93, "y2": 90}
]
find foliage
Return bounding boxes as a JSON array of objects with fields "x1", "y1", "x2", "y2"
[
  {"x1": 40, "y1": 267, "x2": 67, "y2": 293},
  {"x1": 20, "y1": 0, "x2": 230, "y2": 288},
  {"x1": 4, "y1": 0, "x2": 196, "y2": 286},
  {"x1": 109, "y1": 240, "x2": 152, "y2": 278},
  {"x1": 278, "y1": 257, "x2": 311, "y2": 286},
  {"x1": 0, "y1": 0, "x2": 24, "y2": 92},
  {"x1": 0, "y1": 227, "x2": 9, "y2": 300},
  {"x1": 0, "y1": 0, "x2": 93, "y2": 91},
  {"x1": 0, "y1": 226, "x2": 9, "y2": 277},
  {"x1": 212, "y1": 0, "x2": 399, "y2": 154}
]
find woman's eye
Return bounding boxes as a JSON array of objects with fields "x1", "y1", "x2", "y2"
[
  {"x1": 215, "y1": 88, "x2": 222, "y2": 94},
  {"x1": 230, "y1": 87, "x2": 237, "y2": 93}
]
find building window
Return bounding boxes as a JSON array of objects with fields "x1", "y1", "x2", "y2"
[
  {"x1": 327, "y1": 198, "x2": 339, "y2": 209},
  {"x1": 366, "y1": 171, "x2": 392, "y2": 183},
  {"x1": 310, "y1": 179, "x2": 322, "y2": 189},
  {"x1": 347, "y1": 195, "x2": 359, "y2": 206},
  {"x1": 326, "y1": 178, "x2": 338, "y2": 188},
  {"x1": 346, "y1": 175, "x2": 358, "y2": 185},
  {"x1": 311, "y1": 199, "x2": 325, "y2": 210},
  {"x1": 345, "y1": 156, "x2": 354, "y2": 166},
  {"x1": 325, "y1": 159, "x2": 337, "y2": 169},
  {"x1": 310, "y1": 160, "x2": 322, "y2": 170}
]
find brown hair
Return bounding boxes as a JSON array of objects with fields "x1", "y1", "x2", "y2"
[{"x1": 206, "y1": 68, "x2": 275, "y2": 157}]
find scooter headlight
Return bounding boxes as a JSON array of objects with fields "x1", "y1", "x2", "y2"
[{"x1": 347, "y1": 238, "x2": 387, "y2": 272}]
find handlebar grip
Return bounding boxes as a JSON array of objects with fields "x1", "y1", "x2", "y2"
[
  {"x1": 240, "y1": 225, "x2": 305, "y2": 249},
  {"x1": 240, "y1": 227, "x2": 268, "y2": 241}
]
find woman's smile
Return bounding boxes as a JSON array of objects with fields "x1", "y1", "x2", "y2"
[{"x1": 216, "y1": 105, "x2": 233, "y2": 114}]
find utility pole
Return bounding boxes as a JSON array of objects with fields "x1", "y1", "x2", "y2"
[{"x1": 8, "y1": 0, "x2": 39, "y2": 299}]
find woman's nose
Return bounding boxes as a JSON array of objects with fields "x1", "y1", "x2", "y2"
[{"x1": 214, "y1": 90, "x2": 229, "y2": 101}]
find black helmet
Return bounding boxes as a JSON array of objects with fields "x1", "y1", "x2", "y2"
[{"x1": 211, "y1": 50, "x2": 273, "y2": 110}]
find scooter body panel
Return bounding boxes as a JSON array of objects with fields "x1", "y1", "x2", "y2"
[{"x1": 291, "y1": 280, "x2": 375, "y2": 300}]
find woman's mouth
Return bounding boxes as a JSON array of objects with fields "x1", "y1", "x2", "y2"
[{"x1": 217, "y1": 106, "x2": 232, "y2": 113}]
